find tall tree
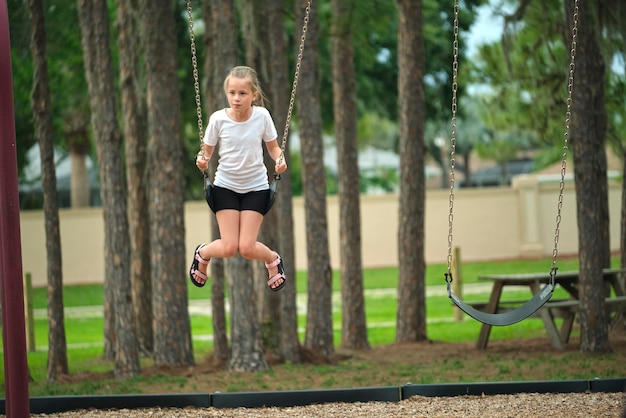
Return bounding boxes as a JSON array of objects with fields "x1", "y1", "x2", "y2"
[
  {"x1": 298, "y1": 0, "x2": 334, "y2": 359},
  {"x1": 64, "y1": 110, "x2": 91, "y2": 208},
  {"x1": 140, "y1": 0, "x2": 194, "y2": 367},
  {"x1": 239, "y1": 0, "x2": 282, "y2": 355},
  {"x1": 226, "y1": 254, "x2": 269, "y2": 371},
  {"x1": 46, "y1": 2, "x2": 92, "y2": 210},
  {"x1": 76, "y1": 0, "x2": 139, "y2": 376},
  {"x1": 566, "y1": 0, "x2": 611, "y2": 353},
  {"x1": 395, "y1": 0, "x2": 427, "y2": 342},
  {"x1": 267, "y1": 0, "x2": 301, "y2": 363},
  {"x1": 29, "y1": 0, "x2": 68, "y2": 381},
  {"x1": 201, "y1": 0, "x2": 236, "y2": 364},
  {"x1": 116, "y1": 0, "x2": 152, "y2": 355},
  {"x1": 331, "y1": 0, "x2": 369, "y2": 350}
]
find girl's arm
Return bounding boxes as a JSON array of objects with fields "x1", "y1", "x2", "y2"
[
  {"x1": 196, "y1": 144, "x2": 215, "y2": 172},
  {"x1": 265, "y1": 139, "x2": 287, "y2": 174}
]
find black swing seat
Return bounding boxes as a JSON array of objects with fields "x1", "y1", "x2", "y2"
[
  {"x1": 204, "y1": 174, "x2": 216, "y2": 213},
  {"x1": 448, "y1": 282, "x2": 555, "y2": 326}
]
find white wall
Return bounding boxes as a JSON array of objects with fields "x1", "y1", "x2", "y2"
[{"x1": 19, "y1": 176, "x2": 622, "y2": 287}]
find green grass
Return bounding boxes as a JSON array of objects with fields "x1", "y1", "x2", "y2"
[
  {"x1": 30, "y1": 255, "x2": 588, "y2": 308},
  {"x1": 26, "y1": 255, "x2": 606, "y2": 352},
  {"x1": 13, "y1": 255, "x2": 623, "y2": 396}
]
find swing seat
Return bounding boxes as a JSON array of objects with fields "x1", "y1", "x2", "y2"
[
  {"x1": 265, "y1": 179, "x2": 277, "y2": 214},
  {"x1": 265, "y1": 174, "x2": 280, "y2": 214},
  {"x1": 448, "y1": 283, "x2": 555, "y2": 326},
  {"x1": 205, "y1": 175, "x2": 216, "y2": 213}
]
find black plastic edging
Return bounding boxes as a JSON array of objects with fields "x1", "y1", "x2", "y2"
[
  {"x1": 210, "y1": 386, "x2": 401, "y2": 409},
  {"x1": 588, "y1": 378, "x2": 626, "y2": 393},
  {"x1": 2, "y1": 378, "x2": 624, "y2": 414},
  {"x1": 401, "y1": 379, "x2": 590, "y2": 398}
]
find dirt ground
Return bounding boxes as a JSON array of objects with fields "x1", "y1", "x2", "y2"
[{"x1": 20, "y1": 329, "x2": 626, "y2": 417}]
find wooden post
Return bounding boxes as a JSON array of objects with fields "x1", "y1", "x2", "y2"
[
  {"x1": 23, "y1": 273, "x2": 35, "y2": 352},
  {"x1": 452, "y1": 247, "x2": 463, "y2": 322}
]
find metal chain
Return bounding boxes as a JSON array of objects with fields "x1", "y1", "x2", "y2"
[
  {"x1": 185, "y1": 0, "x2": 312, "y2": 164},
  {"x1": 186, "y1": 0, "x2": 204, "y2": 155},
  {"x1": 445, "y1": 0, "x2": 460, "y2": 281},
  {"x1": 445, "y1": 0, "x2": 579, "y2": 280},
  {"x1": 551, "y1": 0, "x2": 579, "y2": 269},
  {"x1": 277, "y1": 0, "x2": 311, "y2": 167}
]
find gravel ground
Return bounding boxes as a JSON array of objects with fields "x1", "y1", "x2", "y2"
[{"x1": 27, "y1": 392, "x2": 626, "y2": 418}]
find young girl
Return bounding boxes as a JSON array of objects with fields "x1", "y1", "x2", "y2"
[{"x1": 190, "y1": 66, "x2": 287, "y2": 291}]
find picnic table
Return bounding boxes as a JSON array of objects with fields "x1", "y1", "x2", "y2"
[{"x1": 472, "y1": 268, "x2": 626, "y2": 350}]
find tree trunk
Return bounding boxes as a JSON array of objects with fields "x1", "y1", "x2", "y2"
[
  {"x1": 395, "y1": 0, "x2": 427, "y2": 342},
  {"x1": 69, "y1": 150, "x2": 89, "y2": 207},
  {"x1": 140, "y1": 0, "x2": 194, "y2": 367},
  {"x1": 224, "y1": 1, "x2": 271, "y2": 366},
  {"x1": 29, "y1": 0, "x2": 68, "y2": 381},
  {"x1": 267, "y1": 0, "x2": 301, "y2": 364},
  {"x1": 203, "y1": 0, "x2": 238, "y2": 364},
  {"x1": 63, "y1": 108, "x2": 91, "y2": 208},
  {"x1": 566, "y1": 0, "x2": 611, "y2": 353},
  {"x1": 239, "y1": 0, "x2": 283, "y2": 355},
  {"x1": 297, "y1": 0, "x2": 334, "y2": 360},
  {"x1": 116, "y1": 0, "x2": 152, "y2": 355},
  {"x1": 331, "y1": 0, "x2": 369, "y2": 350},
  {"x1": 227, "y1": 254, "x2": 269, "y2": 371},
  {"x1": 77, "y1": 0, "x2": 139, "y2": 377}
]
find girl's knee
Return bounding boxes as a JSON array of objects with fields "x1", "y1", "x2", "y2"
[
  {"x1": 238, "y1": 243, "x2": 257, "y2": 260},
  {"x1": 222, "y1": 243, "x2": 239, "y2": 258}
]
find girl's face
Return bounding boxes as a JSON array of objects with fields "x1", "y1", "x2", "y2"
[{"x1": 226, "y1": 77, "x2": 257, "y2": 111}]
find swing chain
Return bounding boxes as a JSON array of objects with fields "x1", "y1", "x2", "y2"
[
  {"x1": 185, "y1": 0, "x2": 204, "y2": 156},
  {"x1": 446, "y1": 0, "x2": 579, "y2": 279},
  {"x1": 445, "y1": 0, "x2": 460, "y2": 278},
  {"x1": 551, "y1": 0, "x2": 579, "y2": 270},
  {"x1": 186, "y1": 0, "x2": 312, "y2": 170},
  {"x1": 277, "y1": 0, "x2": 312, "y2": 170}
]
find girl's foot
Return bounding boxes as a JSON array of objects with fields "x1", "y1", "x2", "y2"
[
  {"x1": 189, "y1": 244, "x2": 210, "y2": 287},
  {"x1": 265, "y1": 252, "x2": 286, "y2": 291}
]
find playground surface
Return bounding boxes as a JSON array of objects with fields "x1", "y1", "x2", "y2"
[{"x1": 26, "y1": 391, "x2": 626, "y2": 417}]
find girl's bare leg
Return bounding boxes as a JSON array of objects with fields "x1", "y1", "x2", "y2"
[
  {"x1": 194, "y1": 209, "x2": 283, "y2": 288},
  {"x1": 194, "y1": 209, "x2": 240, "y2": 280},
  {"x1": 238, "y1": 210, "x2": 284, "y2": 288}
]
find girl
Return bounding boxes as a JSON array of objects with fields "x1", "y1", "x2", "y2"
[{"x1": 190, "y1": 66, "x2": 287, "y2": 291}]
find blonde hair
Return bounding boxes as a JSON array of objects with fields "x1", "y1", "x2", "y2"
[{"x1": 223, "y1": 66, "x2": 266, "y2": 107}]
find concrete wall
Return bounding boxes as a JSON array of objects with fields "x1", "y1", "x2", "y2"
[{"x1": 19, "y1": 176, "x2": 622, "y2": 287}]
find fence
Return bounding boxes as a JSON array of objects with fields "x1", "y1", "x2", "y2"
[{"x1": 19, "y1": 174, "x2": 622, "y2": 287}]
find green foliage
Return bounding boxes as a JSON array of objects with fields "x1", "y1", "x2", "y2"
[
  {"x1": 359, "y1": 167, "x2": 399, "y2": 194},
  {"x1": 465, "y1": 0, "x2": 626, "y2": 170},
  {"x1": 10, "y1": 0, "x2": 489, "y2": 202},
  {"x1": 357, "y1": 112, "x2": 398, "y2": 151}
]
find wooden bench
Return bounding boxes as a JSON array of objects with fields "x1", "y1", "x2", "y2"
[
  {"x1": 467, "y1": 295, "x2": 626, "y2": 314},
  {"x1": 543, "y1": 295, "x2": 626, "y2": 312},
  {"x1": 467, "y1": 296, "x2": 626, "y2": 347}
]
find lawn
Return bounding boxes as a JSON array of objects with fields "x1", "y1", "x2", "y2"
[{"x1": 8, "y1": 255, "x2": 626, "y2": 396}]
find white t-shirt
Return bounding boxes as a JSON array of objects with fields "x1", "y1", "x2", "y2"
[{"x1": 203, "y1": 106, "x2": 278, "y2": 193}]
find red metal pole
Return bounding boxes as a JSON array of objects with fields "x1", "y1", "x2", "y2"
[{"x1": 0, "y1": 0, "x2": 32, "y2": 416}]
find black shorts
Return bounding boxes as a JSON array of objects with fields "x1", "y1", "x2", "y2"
[{"x1": 211, "y1": 186, "x2": 270, "y2": 215}]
